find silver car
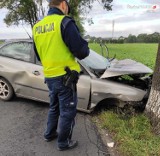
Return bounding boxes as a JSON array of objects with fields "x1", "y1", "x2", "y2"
[{"x1": 0, "y1": 40, "x2": 152, "y2": 113}]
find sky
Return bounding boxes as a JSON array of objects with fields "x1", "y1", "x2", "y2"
[{"x1": 0, "y1": 0, "x2": 160, "y2": 39}]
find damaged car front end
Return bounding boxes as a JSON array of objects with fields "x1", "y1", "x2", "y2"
[{"x1": 80, "y1": 49, "x2": 153, "y2": 112}]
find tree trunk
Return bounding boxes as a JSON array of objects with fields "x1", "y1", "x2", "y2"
[{"x1": 145, "y1": 43, "x2": 160, "y2": 135}]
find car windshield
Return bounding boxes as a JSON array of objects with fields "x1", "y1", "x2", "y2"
[{"x1": 80, "y1": 49, "x2": 110, "y2": 70}]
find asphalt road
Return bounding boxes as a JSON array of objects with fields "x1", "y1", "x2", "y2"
[{"x1": 0, "y1": 98, "x2": 109, "y2": 156}]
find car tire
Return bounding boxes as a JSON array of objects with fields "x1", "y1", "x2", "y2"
[{"x1": 0, "y1": 78, "x2": 14, "y2": 101}]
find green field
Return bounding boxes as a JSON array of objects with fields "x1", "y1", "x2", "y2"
[{"x1": 89, "y1": 43, "x2": 158, "y2": 69}]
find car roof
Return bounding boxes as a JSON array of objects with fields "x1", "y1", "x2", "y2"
[
  {"x1": 4, "y1": 39, "x2": 33, "y2": 43},
  {"x1": 0, "y1": 39, "x2": 33, "y2": 48}
]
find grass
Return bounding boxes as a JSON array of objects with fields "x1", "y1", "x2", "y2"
[
  {"x1": 0, "y1": 41, "x2": 3, "y2": 45},
  {"x1": 96, "y1": 112, "x2": 160, "y2": 156},
  {"x1": 90, "y1": 43, "x2": 160, "y2": 156}
]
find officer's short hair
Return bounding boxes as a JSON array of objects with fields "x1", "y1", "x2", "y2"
[
  {"x1": 49, "y1": 0, "x2": 70, "y2": 13},
  {"x1": 49, "y1": 0, "x2": 65, "y2": 6}
]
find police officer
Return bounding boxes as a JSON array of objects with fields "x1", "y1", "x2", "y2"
[{"x1": 32, "y1": 0, "x2": 89, "y2": 151}]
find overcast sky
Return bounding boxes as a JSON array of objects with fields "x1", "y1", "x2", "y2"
[{"x1": 0, "y1": 0, "x2": 160, "y2": 39}]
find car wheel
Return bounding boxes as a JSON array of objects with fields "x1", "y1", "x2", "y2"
[{"x1": 0, "y1": 78, "x2": 14, "y2": 101}]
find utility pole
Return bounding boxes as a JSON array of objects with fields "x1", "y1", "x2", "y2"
[{"x1": 112, "y1": 20, "x2": 115, "y2": 41}]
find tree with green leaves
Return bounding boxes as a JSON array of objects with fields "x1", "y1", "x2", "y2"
[
  {"x1": 69, "y1": 0, "x2": 113, "y2": 34},
  {"x1": 125, "y1": 34, "x2": 137, "y2": 43},
  {"x1": 0, "y1": 0, "x2": 37, "y2": 28},
  {"x1": 0, "y1": 0, "x2": 113, "y2": 33},
  {"x1": 137, "y1": 33, "x2": 148, "y2": 43}
]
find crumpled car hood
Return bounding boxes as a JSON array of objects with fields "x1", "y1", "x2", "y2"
[{"x1": 100, "y1": 59, "x2": 153, "y2": 78}]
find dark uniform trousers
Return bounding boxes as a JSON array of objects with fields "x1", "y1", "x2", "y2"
[{"x1": 44, "y1": 75, "x2": 77, "y2": 148}]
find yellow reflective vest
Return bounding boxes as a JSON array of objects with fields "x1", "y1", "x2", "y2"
[{"x1": 33, "y1": 15, "x2": 80, "y2": 78}]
